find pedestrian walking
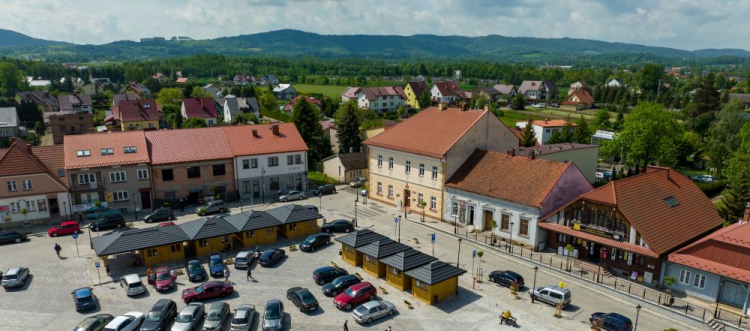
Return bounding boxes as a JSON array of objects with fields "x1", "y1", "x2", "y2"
[
  {"x1": 54, "y1": 243, "x2": 61, "y2": 257},
  {"x1": 77, "y1": 212, "x2": 83, "y2": 225},
  {"x1": 170, "y1": 268, "x2": 177, "y2": 279},
  {"x1": 246, "y1": 266, "x2": 253, "y2": 281},
  {"x1": 343, "y1": 320, "x2": 349, "y2": 331},
  {"x1": 105, "y1": 265, "x2": 111, "y2": 276},
  {"x1": 223, "y1": 267, "x2": 230, "y2": 282},
  {"x1": 179, "y1": 198, "x2": 185, "y2": 212}
]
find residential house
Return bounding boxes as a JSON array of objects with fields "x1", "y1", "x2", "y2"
[
  {"x1": 515, "y1": 119, "x2": 576, "y2": 145},
  {"x1": 539, "y1": 166, "x2": 724, "y2": 284},
  {"x1": 224, "y1": 210, "x2": 281, "y2": 248},
  {"x1": 119, "y1": 82, "x2": 152, "y2": 97},
  {"x1": 175, "y1": 77, "x2": 190, "y2": 84},
  {"x1": 518, "y1": 81, "x2": 558, "y2": 102},
  {"x1": 0, "y1": 139, "x2": 70, "y2": 225},
  {"x1": 282, "y1": 96, "x2": 321, "y2": 113},
  {"x1": 233, "y1": 74, "x2": 253, "y2": 86},
  {"x1": 118, "y1": 99, "x2": 159, "y2": 131},
  {"x1": 517, "y1": 143, "x2": 600, "y2": 183},
  {"x1": 476, "y1": 87, "x2": 502, "y2": 102},
  {"x1": 607, "y1": 79, "x2": 623, "y2": 88},
  {"x1": 320, "y1": 121, "x2": 339, "y2": 152},
  {"x1": 16, "y1": 91, "x2": 59, "y2": 113},
  {"x1": 456, "y1": 90, "x2": 473, "y2": 104},
  {"x1": 80, "y1": 82, "x2": 106, "y2": 95},
  {"x1": 265, "y1": 204, "x2": 320, "y2": 239},
  {"x1": 261, "y1": 75, "x2": 280, "y2": 86},
  {"x1": 64, "y1": 131, "x2": 153, "y2": 214},
  {"x1": 561, "y1": 90, "x2": 595, "y2": 110},
  {"x1": 202, "y1": 84, "x2": 224, "y2": 100},
  {"x1": 729, "y1": 94, "x2": 750, "y2": 109},
  {"x1": 336, "y1": 229, "x2": 389, "y2": 266},
  {"x1": 404, "y1": 81, "x2": 428, "y2": 109},
  {"x1": 493, "y1": 84, "x2": 517, "y2": 98},
  {"x1": 151, "y1": 73, "x2": 169, "y2": 83},
  {"x1": 224, "y1": 123, "x2": 308, "y2": 203},
  {"x1": 272, "y1": 84, "x2": 297, "y2": 100},
  {"x1": 666, "y1": 207, "x2": 750, "y2": 314},
  {"x1": 26, "y1": 77, "x2": 51, "y2": 87},
  {"x1": 430, "y1": 81, "x2": 460, "y2": 104},
  {"x1": 146, "y1": 127, "x2": 236, "y2": 205},
  {"x1": 591, "y1": 130, "x2": 615, "y2": 145},
  {"x1": 49, "y1": 113, "x2": 94, "y2": 145},
  {"x1": 58, "y1": 94, "x2": 93, "y2": 114},
  {"x1": 322, "y1": 151, "x2": 368, "y2": 184},
  {"x1": 181, "y1": 98, "x2": 218, "y2": 125},
  {"x1": 444, "y1": 150, "x2": 592, "y2": 250},
  {"x1": 406, "y1": 261, "x2": 467, "y2": 305},
  {"x1": 568, "y1": 81, "x2": 590, "y2": 95},
  {"x1": 361, "y1": 120, "x2": 397, "y2": 141},
  {"x1": 357, "y1": 86, "x2": 406, "y2": 112},
  {"x1": 0, "y1": 107, "x2": 20, "y2": 139},
  {"x1": 364, "y1": 105, "x2": 519, "y2": 220},
  {"x1": 223, "y1": 96, "x2": 260, "y2": 123},
  {"x1": 341, "y1": 87, "x2": 361, "y2": 103}
]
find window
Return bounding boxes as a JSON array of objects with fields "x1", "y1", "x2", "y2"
[
  {"x1": 251, "y1": 158, "x2": 258, "y2": 168},
  {"x1": 387, "y1": 185, "x2": 393, "y2": 197},
  {"x1": 405, "y1": 161, "x2": 411, "y2": 174},
  {"x1": 109, "y1": 171, "x2": 126, "y2": 183},
  {"x1": 430, "y1": 196, "x2": 437, "y2": 209},
  {"x1": 691, "y1": 273, "x2": 706, "y2": 288},
  {"x1": 415, "y1": 280, "x2": 429, "y2": 290},
  {"x1": 78, "y1": 173, "x2": 96, "y2": 184},
  {"x1": 24, "y1": 200, "x2": 36, "y2": 211},
  {"x1": 365, "y1": 255, "x2": 374, "y2": 263},
  {"x1": 501, "y1": 214, "x2": 510, "y2": 231},
  {"x1": 377, "y1": 182, "x2": 382, "y2": 194},
  {"x1": 350, "y1": 170, "x2": 361, "y2": 178},
  {"x1": 137, "y1": 169, "x2": 149, "y2": 180},
  {"x1": 287, "y1": 155, "x2": 294, "y2": 165},
  {"x1": 170, "y1": 244, "x2": 181, "y2": 253},
  {"x1": 7, "y1": 181, "x2": 17, "y2": 192},
  {"x1": 417, "y1": 193, "x2": 424, "y2": 205},
  {"x1": 287, "y1": 176, "x2": 295, "y2": 189},
  {"x1": 22, "y1": 180, "x2": 32, "y2": 190},
  {"x1": 664, "y1": 196, "x2": 680, "y2": 208},
  {"x1": 246, "y1": 230, "x2": 255, "y2": 238},
  {"x1": 9, "y1": 202, "x2": 21, "y2": 213},
  {"x1": 519, "y1": 218, "x2": 529, "y2": 237},
  {"x1": 419, "y1": 163, "x2": 425, "y2": 176},
  {"x1": 377, "y1": 155, "x2": 383, "y2": 167},
  {"x1": 388, "y1": 157, "x2": 394, "y2": 170},
  {"x1": 123, "y1": 146, "x2": 137, "y2": 154},
  {"x1": 208, "y1": 119, "x2": 214, "y2": 125},
  {"x1": 268, "y1": 156, "x2": 279, "y2": 167},
  {"x1": 100, "y1": 148, "x2": 114, "y2": 155},
  {"x1": 76, "y1": 150, "x2": 90, "y2": 157},
  {"x1": 389, "y1": 267, "x2": 401, "y2": 276},
  {"x1": 270, "y1": 178, "x2": 280, "y2": 190},
  {"x1": 212, "y1": 164, "x2": 226, "y2": 176},
  {"x1": 198, "y1": 239, "x2": 209, "y2": 247},
  {"x1": 112, "y1": 191, "x2": 129, "y2": 201},
  {"x1": 451, "y1": 201, "x2": 459, "y2": 216},
  {"x1": 242, "y1": 159, "x2": 250, "y2": 169},
  {"x1": 432, "y1": 166, "x2": 438, "y2": 180},
  {"x1": 679, "y1": 269, "x2": 691, "y2": 285},
  {"x1": 164, "y1": 191, "x2": 176, "y2": 200},
  {"x1": 295, "y1": 155, "x2": 301, "y2": 164},
  {"x1": 557, "y1": 233, "x2": 567, "y2": 243},
  {"x1": 187, "y1": 166, "x2": 201, "y2": 179},
  {"x1": 266, "y1": 228, "x2": 274, "y2": 235},
  {"x1": 161, "y1": 169, "x2": 174, "y2": 181}
]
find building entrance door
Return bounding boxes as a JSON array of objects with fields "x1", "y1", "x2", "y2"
[
  {"x1": 403, "y1": 190, "x2": 411, "y2": 208},
  {"x1": 483, "y1": 210, "x2": 493, "y2": 231},
  {"x1": 468, "y1": 205, "x2": 475, "y2": 225},
  {"x1": 140, "y1": 191, "x2": 152, "y2": 210}
]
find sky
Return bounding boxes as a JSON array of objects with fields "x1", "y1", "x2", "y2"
[{"x1": 1, "y1": 0, "x2": 747, "y2": 51}]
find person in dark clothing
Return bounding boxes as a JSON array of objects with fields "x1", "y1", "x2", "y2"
[
  {"x1": 179, "y1": 198, "x2": 185, "y2": 212},
  {"x1": 54, "y1": 243, "x2": 61, "y2": 257},
  {"x1": 246, "y1": 266, "x2": 253, "y2": 280},
  {"x1": 343, "y1": 320, "x2": 349, "y2": 331},
  {"x1": 77, "y1": 212, "x2": 83, "y2": 225}
]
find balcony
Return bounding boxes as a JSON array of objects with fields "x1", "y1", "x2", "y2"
[{"x1": 71, "y1": 181, "x2": 104, "y2": 192}]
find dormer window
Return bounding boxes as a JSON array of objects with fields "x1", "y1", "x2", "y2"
[
  {"x1": 664, "y1": 196, "x2": 680, "y2": 208},
  {"x1": 124, "y1": 146, "x2": 137, "y2": 154},
  {"x1": 76, "y1": 150, "x2": 91, "y2": 157},
  {"x1": 100, "y1": 148, "x2": 114, "y2": 155}
]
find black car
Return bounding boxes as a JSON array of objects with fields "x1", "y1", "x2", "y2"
[
  {"x1": 89, "y1": 215, "x2": 126, "y2": 231},
  {"x1": 312, "y1": 266, "x2": 348, "y2": 286},
  {"x1": 313, "y1": 184, "x2": 336, "y2": 196},
  {"x1": 72, "y1": 287, "x2": 97, "y2": 311},
  {"x1": 144, "y1": 208, "x2": 174, "y2": 223},
  {"x1": 304, "y1": 205, "x2": 319, "y2": 213},
  {"x1": 140, "y1": 299, "x2": 178, "y2": 331},
  {"x1": 321, "y1": 219, "x2": 354, "y2": 233},
  {"x1": 590, "y1": 312, "x2": 634, "y2": 331},
  {"x1": 286, "y1": 287, "x2": 319, "y2": 312},
  {"x1": 186, "y1": 259, "x2": 207, "y2": 282},
  {"x1": 488, "y1": 270, "x2": 525, "y2": 288},
  {"x1": 73, "y1": 314, "x2": 114, "y2": 331},
  {"x1": 300, "y1": 234, "x2": 331, "y2": 252},
  {"x1": 258, "y1": 249, "x2": 285, "y2": 267},
  {"x1": 322, "y1": 274, "x2": 361, "y2": 296},
  {"x1": 0, "y1": 231, "x2": 27, "y2": 245}
]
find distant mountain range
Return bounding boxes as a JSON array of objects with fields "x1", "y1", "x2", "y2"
[{"x1": 1, "y1": 28, "x2": 749, "y2": 62}]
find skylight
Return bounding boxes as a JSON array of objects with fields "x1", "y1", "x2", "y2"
[{"x1": 664, "y1": 196, "x2": 680, "y2": 208}]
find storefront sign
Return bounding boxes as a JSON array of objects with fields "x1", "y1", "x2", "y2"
[
  {"x1": 0, "y1": 205, "x2": 9, "y2": 212},
  {"x1": 573, "y1": 222, "x2": 624, "y2": 241}
]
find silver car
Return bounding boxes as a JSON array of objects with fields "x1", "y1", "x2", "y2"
[
  {"x1": 279, "y1": 191, "x2": 304, "y2": 202},
  {"x1": 2, "y1": 267, "x2": 29, "y2": 288},
  {"x1": 172, "y1": 303, "x2": 205, "y2": 331},
  {"x1": 203, "y1": 301, "x2": 230, "y2": 331},
  {"x1": 234, "y1": 251, "x2": 251, "y2": 269},
  {"x1": 230, "y1": 304, "x2": 255, "y2": 331},
  {"x1": 262, "y1": 300, "x2": 284, "y2": 331},
  {"x1": 120, "y1": 274, "x2": 146, "y2": 296},
  {"x1": 349, "y1": 177, "x2": 367, "y2": 188},
  {"x1": 196, "y1": 200, "x2": 227, "y2": 216},
  {"x1": 352, "y1": 300, "x2": 396, "y2": 324}
]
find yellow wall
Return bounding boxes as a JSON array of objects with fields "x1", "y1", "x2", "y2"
[
  {"x1": 239, "y1": 227, "x2": 277, "y2": 247},
  {"x1": 279, "y1": 220, "x2": 319, "y2": 239},
  {"x1": 141, "y1": 243, "x2": 186, "y2": 266},
  {"x1": 411, "y1": 277, "x2": 459, "y2": 305},
  {"x1": 341, "y1": 244, "x2": 358, "y2": 266},
  {"x1": 363, "y1": 127, "x2": 386, "y2": 141},
  {"x1": 194, "y1": 236, "x2": 225, "y2": 258},
  {"x1": 362, "y1": 254, "x2": 385, "y2": 278},
  {"x1": 385, "y1": 266, "x2": 411, "y2": 291},
  {"x1": 404, "y1": 84, "x2": 419, "y2": 108},
  {"x1": 122, "y1": 120, "x2": 159, "y2": 131}
]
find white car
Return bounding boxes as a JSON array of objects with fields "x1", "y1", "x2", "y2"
[
  {"x1": 120, "y1": 273, "x2": 146, "y2": 296},
  {"x1": 2, "y1": 267, "x2": 30, "y2": 288},
  {"x1": 532, "y1": 103, "x2": 546, "y2": 108},
  {"x1": 103, "y1": 312, "x2": 144, "y2": 331},
  {"x1": 230, "y1": 304, "x2": 255, "y2": 331},
  {"x1": 352, "y1": 300, "x2": 396, "y2": 324}
]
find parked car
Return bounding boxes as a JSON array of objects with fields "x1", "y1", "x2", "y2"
[
  {"x1": 140, "y1": 299, "x2": 177, "y2": 331},
  {"x1": 120, "y1": 273, "x2": 146, "y2": 296},
  {"x1": 532, "y1": 103, "x2": 546, "y2": 108},
  {"x1": 104, "y1": 227, "x2": 136, "y2": 236},
  {"x1": 349, "y1": 178, "x2": 367, "y2": 188},
  {"x1": 0, "y1": 231, "x2": 27, "y2": 245},
  {"x1": 333, "y1": 282, "x2": 377, "y2": 310},
  {"x1": 230, "y1": 304, "x2": 255, "y2": 331},
  {"x1": 234, "y1": 251, "x2": 252, "y2": 269},
  {"x1": 158, "y1": 221, "x2": 176, "y2": 227},
  {"x1": 147, "y1": 267, "x2": 177, "y2": 291},
  {"x1": 313, "y1": 184, "x2": 336, "y2": 196},
  {"x1": 352, "y1": 300, "x2": 396, "y2": 324},
  {"x1": 551, "y1": 103, "x2": 560, "y2": 108},
  {"x1": 262, "y1": 300, "x2": 284, "y2": 331},
  {"x1": 322, "y1": 275, "x2": 361, "y2": 297},
  {"x1": 172, "y1": 303, "x2": 205, "y2": 331},
  {"x1": 279, "y1": 191, "x2": 305, "y2": 202},
  {"x1": 187, "y1": 259, "x2": 208, "y2": 282},
  {"x1": 313, "y1": 266, "x2": 348, "y2": 286},
  {"x1": 530, "y1": 285, "x2": 572, "y2": 308},
  {"x1": 286, "y1": 287, "x2": 319, "y2": 312},
  {"x1": 304, "y1": 205, "x2": 319, "y2": 212},
  {"x1": 258, "y1": 249, "x2": 285, "y2": 267},
  {"x1": 103, "y1": 312, "x2": 144, "y2": 331},
  {"x1": 74, "y1": 314, "x2": 114, "y2": 331},
  {"x1": 203, "y1": 301, "x2": 231, "y2": 331},
  {"x1": 48, "y1": 221, "x2": 80, "y2": 237},
  {"x1": 182, "y1": 281, "x2": 234, "y2": 303},
  {"x1": 590, "y1": 312, "x2": 634, "y2": 331},
  {"x1": 320, "y1": 219, "x2": 354, "y2": 233},
  {"x1": 72, "y1": 287, "x2": 97, "y2": 311},
  {"x1": 488, "y1": 270, "x2": 525, "y2": 288},
  {"x1": 300, "y1": 233, "x2": 330, "y2": 252},
  {"x1": 209, "y1": 254, "x2": 226, "y2": 277},
  {"x1": 89, "y1": 214, "x2": 126, "y2": 231},
  {"x1": 197, "y1": 200, "x2": 227, "y2": 216},
  {"x1": 691, "y1": 174, "x2": 716, "y2": 183},
  {"x1": 144, "y1": 208, "x2": 174, "y2": 223},
  {"x1": 2, "y1": 267, "x2": 29, "y2": 288}
]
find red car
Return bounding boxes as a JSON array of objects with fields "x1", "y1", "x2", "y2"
[
  {"x1": 48, "y1": 221, "x2": 80, "y2": 237},
  {"x1": 333, "y1": 282, "x2": 377, "y2": 310},
  {"x1": 158, "y1": 221, "x2": 176, "y2": 227},
  {"x1": 181, "y1": 280, "x2": 233, "y2": 303},
  {"x1": 147, "y1": 267, "x2": 177, "y2": 291}
]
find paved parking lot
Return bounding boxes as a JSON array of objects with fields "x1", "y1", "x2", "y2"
[{"x1": 0, "y1": 187, "x2": 703, "y2": 330}]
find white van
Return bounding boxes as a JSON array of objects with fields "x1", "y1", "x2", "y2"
[{"x1": 531, "y1": 285, "x2": 572, "y2": 308}]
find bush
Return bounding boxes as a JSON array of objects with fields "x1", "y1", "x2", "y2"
[{"x1": 696, "y1": 180, "x2": 726, "y2": 197}]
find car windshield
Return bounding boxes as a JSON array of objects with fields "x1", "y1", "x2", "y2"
[
  {"x1": 206, "y1": 311, "x2": 223, "y2": 320},
  {"x1": 355, "y1": 305, "x2": 368, "y2": 314},
  {"x1": 2, "y1": 274, "x2": 17, "y2": 280},
  {"x1": 76, "y1": 296, "x2": 92, "y2": 303},
  {"x1": 236, "y1": 257, "x2": 246, "y2": 262},
  {"x1": 264, "y1": 306, "x2": 280, "y2": 319},
  {"x1": 232, "y1": 315, "x2": 248, "y2": 324},
  {"x1": 299, "y1": 291, "x2": 314, "y2": 301},
  {"x1": 210, "y1": 258, "x2": 222, "y2": 266},
  {"x1": 195, "y1": 285, "x2": 205, "y2": 292},
  {"x1": 175, "y1": 313, "x2": 193, "y2": 323},
  {"x1": 331, "y1": 278, "x2": 342, "y2": 286},
  {"x1": 128, "y1": 281, "x2": 142, "y2": 288},
  {"x1": 304, "y1": 237, "x2": 316, "y2": 244},
  {"x1": 344, "y1": 287, "x2": 356, "y2": 297},
  {"x1": 156, "y1": 273, "x2": 170, "y2": 281},
  {"x1": 188, "y1": 263, "x2": 201, "y2": 271},
  {"x1": 145, "y1": 311, "x2": 162, "y2": 322}
]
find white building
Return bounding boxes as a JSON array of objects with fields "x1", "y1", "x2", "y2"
[
  {"x1": 515, "y1": 119, "x2": 576, "y2": 145},
  {"x1": 430, "y1": 81, "x2": 460, "y2": 104},
  {"x1": 607, "y1": 79, "x2": 623, "y2": 88},
  {"x1": 357, "y1": 86, "x2": 405, "y2": 112}
]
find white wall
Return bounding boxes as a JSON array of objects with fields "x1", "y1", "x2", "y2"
[
  {"x1": 235, "y1": 151, "x2": 308, "y2": 180},
  {"x1": 322, "y1": 156, "x2": 345, "y2": 183},
  {"x1": 0, "y1": 192, "x2": 70, "y2": 223}
]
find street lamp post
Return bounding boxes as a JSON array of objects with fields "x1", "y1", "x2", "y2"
[
  {"x1": 634, "y1": 304, "x2": 641, "y2": 331},
  {"x1": 318, "y1": 193, "x2": 322, "y2": 212},
  {"x1": 63, "y1": 201, "x2": 68, "y2": 220},
  {"x1": 239, "y1": 199, "x2": 243, "y2": 212},
  {"x1": 397, "y1": 215, "x2": 402, "y2": 243},
  {"x1": 457, "y1": 238, "x2": 462, "y2": 267},
  {"x1": 354, "y1": 195, "x2": 358, "y2": 228},
  {"x1": 453, "y1": 214, "x2": 457, "y2": 234},
  {"x1": 715, "y1": 279, "x2": 725, "y2": 318},
  {"x1": 532, "y1": 266, "x2": 539, "y2": 303}
]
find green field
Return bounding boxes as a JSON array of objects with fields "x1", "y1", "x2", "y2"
[
  {"x1": 497, "y1": 110, "x2": 545, "y2": 127},
  {"x1": 295, "y1": 84, "x2": 348, "y2": 99}
]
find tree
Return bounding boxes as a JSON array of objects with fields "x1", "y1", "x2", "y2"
[
  {"x1": 612, "y1": 107, "x2": 625, "y2": 131},
  {"x1": 190, "y1": 86, "x2": 212, "y2": 98},
  {"x1": 521, "y1": 119, "x2": 536, "y2": 147},
  {"x1": 636, "y1": 63, "x2": 664, "y2": 94},
  {"x1": 292, "y1": 97, "x2": 331, "y2": 165},
  {"x1": 16, "y1": 100, "x2": 43, "y2": 127},
  {"x1": 0, "y1": 62, "x2": 24, "y2": 97},
  {"x1": 705, "y1": 99, "x2": 747, "y2": 177},
  {"x1": 156, "y1": 88, "x2": 184, "y2": 107},
  {"x1": 689, "y1": 73, "x2": 721, "y2": 139},
  {"x1": 141, "y1": 77, "x2": 162, "y2": 94},
  {"x1": 182, "y1": 118, "x2": 207, "y2": 129},
  {"x1": 561, "y1": 115, "x2": 575, "y2": 143},
  {"x1": 418, "y1": 91, "x2": 432, "y2": 110},
  {"x1": 546, "y1": 128, "x2": 564, "y2": 144},
  {"x1": 573, "y1": 115, "x2": 592, "y2": 144},
  {"x1": 512, "y1": 94, "x2": 526, "y2": 110},
  {"x1": 259, "y1": 92, "x2": 278, "y2": 113},
  {"x1": 181, "y1": 82, "x2": 195, "y2": 98},
  {"x1": 336, "y1": 101, "x2": 362, "y2": 154},
  {"x1": 721, "y1": 123, "x2": 750, "y2": 220},
  {"x1": 592, "y1": 109, "x2": 611, "y2": 130},
  {"x1": 396, "y1": 106, "x2": 405, "y2": 121}
]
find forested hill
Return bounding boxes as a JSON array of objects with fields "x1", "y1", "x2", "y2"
[
  {"x1": 0, "y1": 29, "x2": 67, "y2": 47},
  {"x1": 1, "y1": 29, "x2": 749, "y2": 63}
]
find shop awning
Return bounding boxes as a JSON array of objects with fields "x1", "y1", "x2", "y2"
[{"x1": 538, "y1": 222, "x2": 659, "y2": 258}]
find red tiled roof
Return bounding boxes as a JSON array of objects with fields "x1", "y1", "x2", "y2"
[
  {"x1": 538, "y1": 222, "x2": 659, "y2": 258},
  {"x1": 64, "y1": 131, "x2": 150, "y2": 169},
  {"x1": 0, "y1": 139, "x2": 68, "y2": 189},
  {"x1": 145, "y1": 128, "x2": 234, "y2": 165},
  {"x1": 222, "y1": 123, "x2": 308, "y2": 156},
  {"x1": 434, "y1": 81, "x2": 460, "y2": 97},
  {"x1": 363, "y1": 107, "x2": 487, "y2": 159},
  {"x1": 283, "y1": 96, "x2": 322, "y2": 112},
  {"x1": 341, "y1": 87, "x2": 361, "y2": 98},
  {"x1": 361, "y1": 86, "x2": 404, "y2": 101},
  {"x1": 520, "y1": 119, "x2": 575, "y2": 128},
  {"x1": 668, "y1": 222, "x2": 750, "y2": 283},
  {"x1": 562, "y1": 90, "x2": 595, "y2": 106},
  {"x1": 182, "y1": 98, "x2": 217, "y2": 119},
  {"x1": 33, "y1": 145, "x2": 68, "y2": 187},
  {"x1": 176, "y1": 77, "x2": 189, "y2": 83},
  {"x1": 118, "y1": 99, "x2": 159, "y2": 122}
]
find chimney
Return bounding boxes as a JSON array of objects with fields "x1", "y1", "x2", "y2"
[
  {"x1": 438, "y1": 103, "x2": 446, "y2": 111},
  {"x1": 271, "y1": 125, "x2": 280, "y2": 136},
  {"x1": 743, "y1": 203, "x2": 750, "y2": 224},
  {"x1": 483, "y1": 104, "x2": 489, "y2": 112},
  {"x1": 252, "y1": 129, "x2": 258, "y2": 137},
  {"x1": 528, "y1": 151, "x2": 536, "y2": 160},
  {"x1": 44, "y1": 92, "x2": 49, "y2": 98},
  {"x1": 460, "y1": 101, "x2": 468, "y2": 111},
  {"x1": 544, "y1": 118, "x2": 549, "y2": 124}
]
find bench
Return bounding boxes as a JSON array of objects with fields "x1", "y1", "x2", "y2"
[
  {"x1": 413, "y1": 238, "x2": 420, "y2": 244},
  {"x1": 379, "y1": 286, "x2": 388, "y2": 294},
  {"x1": 289, "y1": 244, "x2": 297, "y2": 252},
  {"x1": 403, "y1": 300, "x2": 413, "y2": 309}
]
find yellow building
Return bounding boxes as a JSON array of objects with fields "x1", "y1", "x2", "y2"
[
  {"x1": 379, "y1": 249, "x2": 436, "y2": 292},
  {"x1": 117, "y1": 99, "x2": 159, "y2": 131},
  {"x1": 266, "y1": 204, "x2": 322, "y2": 240},
  {"x1": 141, "y1": 242, "x2": 186, "y2": 266},
  {"x1": 405, "y1": 261, "x2": 466, "y2": 305},
  {"x1": 335, "y1": 230, "x2": 389, "y2": 267},
  {"x1": 92, "y1": 227, "x2": 189, "y2": 269},
  {"x1": 356, "y1": 238, "x2": 411, "y2": 278},
  {"x1": 404, "y1": 81, "x2": 428, "y2": 109}
]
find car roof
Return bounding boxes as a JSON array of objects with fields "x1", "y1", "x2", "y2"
[
  {"x1": 210, "y1": 254, "x2": 221, "y2": 259},
  {"x1": 154, "y1": 267, "x2": 169, "y2": 273},
  {"x1": 266, "y1": 300, "x2": 281, "y2": 308},
  {"x1": 209, "y1": 302, "x2": 227, "y2": 311},
  {"x1": 122, "y1": 274, "x2": 141, "y2": 283},
  {"x1": 60, "y1": 221, "x2": 78, "y2": 226},
  {"x1": 236, "y1": 251, "x2": 251, "y2": 258},
  {"x1": 314, "y1": 266, "x2": 336, "y2": 273},
  {"x1": 350, "y1": 282, "x2": 372, "y2": 290},
  {"x1": 237, "y1": 304, "x2": 255, "y2": 311},
  {"x1": 5, "y1": 267, "x2": 20, "y2": 274},
  {"x1": 188, "y1": 259, "x2": 200, "y2": 264},
  {"x1": 180, "y1": 304, "x2": 200, "y2": 314},
  {"x1": 606, "y1": 313, "x2": 631, "y2": 321},
  {"x1": 74, "y1": 287, "x2": 92, "y2": 297},
  {"x1": 361, "y1": 301, "x2": 381, "y2": 309},
  {"x1": 152, "y1": 299, "x2": 173, "y2": 310},
  {"x1": 502, "y1": 270, "x2": 521, "y2": 277},
  {"x1": 543, "y1": 285, "x2": 571, "y2": 293}
]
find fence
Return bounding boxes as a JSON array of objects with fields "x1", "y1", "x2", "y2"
[{"x1": 453, "y1": 227, "x2": 748, "y2": 329}]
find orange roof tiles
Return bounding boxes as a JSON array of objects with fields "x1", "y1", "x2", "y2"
[
  {"x1": 0, "y1": 139, "x2": 68, "y2": 189},
  {"x1": 64, "y1": 131, "x2": 150, "y2": 169},
  {"x1": 530, "y1": 119, "x2": 574, "y2": 128},
  {"x1": 145, "y1": 128, "x2": 234, "y2": 165},
  {"x1": 668, "y1": 222, "x2": 750, "y2": 283},
  {"x1": 33, "y1": 145, "x2": 68, "y2": 187},
  {"x1": 364, "y1": 107, "x2": 487, "y2": 159},
  {"x1": 222, "y1": 123, "x2": 308, "y2": 157}
]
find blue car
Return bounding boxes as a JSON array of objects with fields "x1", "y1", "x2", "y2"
[
  {"x1": 209, "y1": 254, "x2": 226, "y2": 277},
  {"x1": 72, "y1": 287, "x2": 97, "y2": 311}
]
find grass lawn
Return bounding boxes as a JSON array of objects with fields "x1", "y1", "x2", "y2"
[
  {"x1": 295, "y1": 84, "x2": 348, "y2": 99},
  {"x1": 308, "y1": 171, "x2": 338, "y2": 185},
  {"x1": 497, "y1": 110, "x2": 546, "y2": 127}
]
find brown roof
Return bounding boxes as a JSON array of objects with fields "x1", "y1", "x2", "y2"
[
  {"x1": 0, "y1": 139, "x2": 68, "y2": 189},
  {"x1": 434, "y1": 81, "x2": 460, "y2": 97},
  {"x1": 64, "y1": 131, "x2": 150, "y2": 169},
  {"x1": 562, "y1": 90, "x2": 594, "y2": 105},
  {"x1": 361, "y1": 86, "x2": 404, "y2": 101},
  {"x1": 222, "y1": 123, "x2": 308, "y2": 157},
  {"x1": 182, "y1": 98, "x2": 218, "y2": 119},
  {"x1": 145, "y1": 128, "x2": 234, "y2": 165},
  {"x1": 522, "y1": 119, "x2": 575, "y2": 128},
  {"x1": 32, "y1": 145, "x2": 68, "y2": 187},
  {"x1": 118, "y1": 99, "x2": 159, "y2": 122},
  {"x1": 517, "y1": 143, "x2": 598, "y2": 156},
  {"x1": 406, "y1": 81, "x2": 428, "y2": 97},
  {"x1": 446, "y1": 150, "x2": 581, "y2": 208},
  {"x1": 668, "y1": 222, "x2": 750, "y2": 283},
  {"x1": 363, "y1": 107, "x2": 487, "y2": 159},
  {"x1": 336, "y1": 152, "x2": 368, "y2": 170}
]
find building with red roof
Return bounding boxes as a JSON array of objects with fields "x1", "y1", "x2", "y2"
[
  {"x1": 430, "y1": 81, "x2": 461, "y2": 104},
  {"x1": 562, "y1": 90, "x2": 595, "y2": 110},
  {"x1": 117, "y1": 99, "x2": 159, "y2": 131},
  {"x1": 357, "y1": 86, "x2": 406, "y2": 112},
  {"x1": 181, "y1": 98, "x2": 218, "y2": 125},
  {"x1": 515, "y1": 118, "x2": 577, "y2": 145}
]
